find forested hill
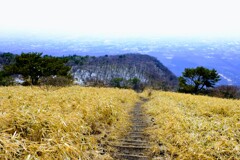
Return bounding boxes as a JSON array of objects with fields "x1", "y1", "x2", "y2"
[
  {"x1": 0, "y1": 53, "x2": 178, "y2": 90},
  {"x1": 67, "y1": 54, "x2": 178, "y2": 90}
]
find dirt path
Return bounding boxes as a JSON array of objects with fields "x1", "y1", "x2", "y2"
[{"x1": 111, "y1": 97, "x2": 151, "y2": 160}]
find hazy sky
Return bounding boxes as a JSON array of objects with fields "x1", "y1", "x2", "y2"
[{"x1": 1, "y1": 0, "x2": 240, "y2": 37}]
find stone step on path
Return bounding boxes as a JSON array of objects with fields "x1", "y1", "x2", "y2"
[{"x1": 111, "y1": 98, "x2": 151, "y2": 160}]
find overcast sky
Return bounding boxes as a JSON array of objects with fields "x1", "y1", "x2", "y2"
[{"x1": 1, "y1": 0, "x2": 240, "y2": 37}]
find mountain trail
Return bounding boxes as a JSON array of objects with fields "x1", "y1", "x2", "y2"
[{"x1": 110, "y1": 97, "x2": 152, "y2": 160}]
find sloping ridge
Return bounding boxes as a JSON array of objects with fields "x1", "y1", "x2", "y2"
[{"x1": 72, "y1": 54, "x2": 178, "y2": 89}]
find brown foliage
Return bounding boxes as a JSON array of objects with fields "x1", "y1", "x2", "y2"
[
  {"x1": 40, "y1": 76, "x2": 72, "y2": 87},
  {"x1": 210, "y1": 85, "x2": 240, "y2": 99}
]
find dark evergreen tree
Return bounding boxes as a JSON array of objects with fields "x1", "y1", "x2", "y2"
[
  {"x1": 0, "y1": 71, "x2": 13, "y2": 86},
  {"x1": 179, "y1": 66, "x2": 220, "y2": 94},
  {"x1": 5, "y1": 52, "x2": 71, "y2": 85}
]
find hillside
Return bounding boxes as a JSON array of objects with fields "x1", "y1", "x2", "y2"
[
  {"x1": 1, "y1": 86, "x2": 239, "y2": 159},
  {"x1": 68, "y1": 54, "x2": 178, "y2": 90},
  {"x1": 0, "y1": 53, "x2": 178, "y2": 89}
]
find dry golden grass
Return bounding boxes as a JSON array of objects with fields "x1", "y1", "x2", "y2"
[
  {"x1": 0, "y1": 86, "x2": 138, "y2": 159},
  {"x1": 142, "y1": 90, "x2": 240, "y2": 160}
]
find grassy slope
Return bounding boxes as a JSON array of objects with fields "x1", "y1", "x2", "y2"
[
  {"x1": 142, "y1": 90, "x2": 240, "y2": 160},
  {"x1": 0, "y1": 86, "x2": 138, "y2": 159},
  {"x1": 1, "y1": 86, "x2": 240, "y2": 159}
]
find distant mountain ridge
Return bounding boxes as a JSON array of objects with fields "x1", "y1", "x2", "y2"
[{"x1": 68, "y1": 54, "x2": 178, "y2": 89}]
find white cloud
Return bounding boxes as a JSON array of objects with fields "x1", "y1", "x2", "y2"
[
  {"x1": 219, "y1": 73, "x2": 232, "y2": 83},
  {"x1": 166, "y1": 56, "x2": 173, "y2": 60},
  {"x1": 205, "y1": 56, "x2": 214, "y2": 59}
]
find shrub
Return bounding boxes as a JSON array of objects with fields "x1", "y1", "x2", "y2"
[
  {"x1": 110, "y1": 78, "x2": 125, "y2": 88},
  {"x1": 210, "y1": 85, "x2": 240, "y2": 99},
  {"x1": 0, "y1": 71, "x2": 14, "y2": 86}
]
